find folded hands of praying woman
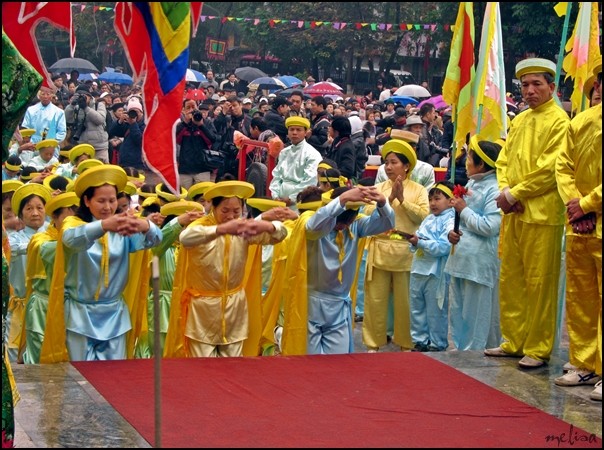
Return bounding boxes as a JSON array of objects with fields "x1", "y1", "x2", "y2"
[{"x1": 103, "y1": 212, "x2": 150, "y2": 236}]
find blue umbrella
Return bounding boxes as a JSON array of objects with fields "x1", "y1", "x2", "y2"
[
  {"x1": 185, "y1": 68, "x2": 207, "y2": 82},
  {"x1": 77, "y1": 73, "x2": 98, "y2": 82},
  {"x1": 276, "y1": 75, "x2": 303, "y2": 88},
  {"x1": 388, "y1": 95, "x2": 419, "y2": 107},
  {"x1": 248, "y1": 76, "x2": 287, "y2": 91},
  {"x1": 98, "y1": 72, "x2": 133, "y2": 85}
]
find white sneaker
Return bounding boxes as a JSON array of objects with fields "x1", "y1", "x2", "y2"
[
  {"x1": 367, "y1": 348, "x2": 378, "y2": 353},
  {"x1": 590, "y1": 380, "x2": 602, "y2": 401},
  {"x1": 554, "y1": 369, "x2": 600, "y2": 386},
  {"x1": 273, "y1": 326, "x2": 283, "y2": 350},
  {"x1": 562, "y1": 362, "x2": 577, "y2": 373}
]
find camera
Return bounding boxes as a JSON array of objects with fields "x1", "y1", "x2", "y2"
[
  {"x1": 192, "y1": 110, "x2": 203, "y2": 122},
  {"x1": 70, "y1": 93, "x2": 88, "y2": 109},
  {"x1": 127, "y1": 109, "x2": 139, "y2": 119}
]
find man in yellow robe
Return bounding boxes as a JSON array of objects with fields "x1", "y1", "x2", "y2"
[
  {"x1": 486, "y1": 58, "x2": 570, "y2": 369},
  {"x1": 554, "y1": 60, "x2": 602, "y2": 401}
]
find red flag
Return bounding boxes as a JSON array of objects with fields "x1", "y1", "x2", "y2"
[
  {"x1": 1, "y1": 2, "x2": 75, "y2": 89},
  {"x1": 115, "y1": 2, "x2": 203, "y2": 193}
]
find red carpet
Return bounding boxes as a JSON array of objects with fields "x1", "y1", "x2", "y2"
[{"x1": 72, "y1": 353, "x2": 601, "y2": 448}]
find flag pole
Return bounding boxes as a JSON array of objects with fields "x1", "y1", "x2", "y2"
[
  {"x1": 554, "y1": 2, "x2": 573, "y2": 104},
  {"x1": 152, "y1": 256, "x2": 162, "y2": 448}
]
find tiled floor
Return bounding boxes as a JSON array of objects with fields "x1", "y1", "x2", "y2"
[{"x1": 11, "y1": 322, "x2": 602, "y2": 448}]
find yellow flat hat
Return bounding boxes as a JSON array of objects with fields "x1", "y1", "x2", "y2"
[
  {"x1": 390, "y1": 129, "x2": 419, "y2": 144},
  {"x1": 137, "y1": 188, "x2": 156, "y2": 199},
  {"x1": 19, "y1": 128, "x2": 36, "y2": 138},
  {"x1": 296, "y1": 200, "x2": 323, "y2": 211},
  {"x1": 77, "y1": 159, "x2": 104, "y2": 175},
  {"x1": 59, "y1": 149, "x2": 71, "y2": 158},
  {"x1": 583, "y1": 56, "x2": 603, "y2": 97},
  {"x1": 69, "y1": 143, "x2": 96, "y2": 163},
  {"x1": 382, "y1": 139, "x2": 417, "y2": 172},
  {"x1": 122, "y1": 181, "x2": 138, "y2": 196},
  {"x1": 45, "y1": 192, "x2": 79, "y2": 216},
  {"x1": 321, "y1": 189, "x2": 365, "y2": 210},
  {"x1": 285, "y1": 116, "x2": 310, "y2": 129},
  {"x1": 246, "y1": 198, "x2": 286, "y2": 212},
  {"x1": 155, "y1": 184, "x2": 188, "y2": 202},
  {"x1": 20, "y1": 172, "x2": 42, "y2": 181},
  {"x1": 160, "y1": 199, "x2": 204, "y2": 217},
  {"x1": 43, "y1": 174, "x2": 59, "y2": 190},
  {"x1": 204, "y1": 180, "x2": 255, "y2": 201},
  {"x1": 128, "y1": 173, "x2": 146, "y2": 184},
  {"x1": 515, "y1": 58, "x2": 556, "y2": 79},
  {"x1": 11, "y1": 183, "x2": 52, "y2": 215},
  {"x1": 141, "y1": 195, "x2": 159, "y2": 208},
  {"x1": 593, "y1": 55, "x2": 602, "y2": 76},
  {"x1": 74, "y1": 164, "x2": 128, "y2": 198},
  {"x1": 2, "y1": 180, "x2": 24, "y2": 194},
  {"x1": 187, "y1": 181, "x2": 215, "y2": 200},
  {"x1": 4, "y1": 160, "x2": 22, "y2": 172},
  {"x1": 35, "y1": 139, "x2": 59, "y2": 151}
]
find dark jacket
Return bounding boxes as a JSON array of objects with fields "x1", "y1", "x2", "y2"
[
  {"x1": 109, "y1": 119, "x2": 146, "y2": 170},
  {"x1": 307, "y1": 110, "x2": 331, "y2": 155},
  {"x1": 263, "y1": 109, "x2": 288, "y2": 144},
  {"x1": 176, "y1": 119, "x2": 218, "y2": 174},
  {"x1": 325, "y1": 136, "x2": 356, "y2": 180},
  {"x1": 350, "y1": 131, "x2": 368, "y2": 180},
  {"x1": 446, "y1": 150, "x2": 468, "y2": 187}
]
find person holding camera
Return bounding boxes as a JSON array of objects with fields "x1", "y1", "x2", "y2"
[
  {"x1": 176, "y1": 99, "x2": 219, "y2": 188},
  {"x1": 64, "y1": 85, "x2": 109, "y2": 162},
  {"x1": 108, "y1": 98, "x2": 146, "y2": 173}
]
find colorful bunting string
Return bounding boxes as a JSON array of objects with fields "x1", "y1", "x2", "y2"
[{"x1": 70, "y1": 4, "x2": 452, "y2": 31}]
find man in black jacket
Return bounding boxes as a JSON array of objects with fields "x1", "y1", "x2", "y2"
[
  {"x1": 306, "y1": 95, "x2": 331, "y2": 156},
  {"x1": 176, "y1": 98, "x2": 218, "y2": 188},
  {"x1": 263, "y1": 96, "x2": 290, "y2": 144}
]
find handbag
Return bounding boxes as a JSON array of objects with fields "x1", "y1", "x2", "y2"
[{"x1": 204, "y1": 148, "x2": 225, "y2": 170}]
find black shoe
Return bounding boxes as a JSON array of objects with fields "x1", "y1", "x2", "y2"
[
  {"x1": 412, "y1": 342, "x2": 430, "y2": 352},
  {"x1": 386, "y1": 335, "x2": 392, "y2": 344},
  {"x1": 354, "y1": 314, "x2": 364, "y2": 323}
]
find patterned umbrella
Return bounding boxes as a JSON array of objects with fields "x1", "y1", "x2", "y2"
[
  {"x1": 248, "y1": 77, "x2": 287, "y2": 91},
  {"x1": 303, "y1": 81, "x2": 344, "y2": 96},
  {"x1": 185, "y1": 68, "x2": 207, "y2": 82}
]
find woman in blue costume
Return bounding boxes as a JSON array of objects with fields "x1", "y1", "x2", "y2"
[
  {"x1": 445, "y1": 137, "x2": 503, "y2": 350},
  {"x1": 41, "y1": 164, "x2": 161, "y2": 362},
  {"x1": 6, "y1": 183, "x2": 51, "y2": 361},
  {"x1": 21, "y1": 192, "x2": 79, "y2": 363}
]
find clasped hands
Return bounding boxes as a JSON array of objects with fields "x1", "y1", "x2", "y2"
[
  {"x1": 102, "y1": 211, "x2": 151, "y2": 236},
  {"x1": 218, "y1": 218, "x2": 275, "y2": 238},
  {"x1": 566, "y1": 198, "x2": 595, "y2": 234},
  {"x1": 341, "y1": 186, "x2": 387, "y2": 207}
]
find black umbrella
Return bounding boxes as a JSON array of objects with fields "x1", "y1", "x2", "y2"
[
  {"x1": 49, "y1": 57, "x2": 99, "y2": 74},
  {"x1": 274, "y1": 87, "x2": 311, "y2": 99},
  {"x1": 234, "y1": 66, "x2": 267, "y2": 82}
]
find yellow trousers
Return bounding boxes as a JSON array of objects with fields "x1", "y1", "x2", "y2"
[
  {"x1": 499, "y1": 217, "x2": 563, "y2": 361},
  {"x1": 362, "y1": 268, "x2": 412, "y2": 350},
  {"x1": 565, "y1": 235, "x2": 602, "y2": 375}
]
